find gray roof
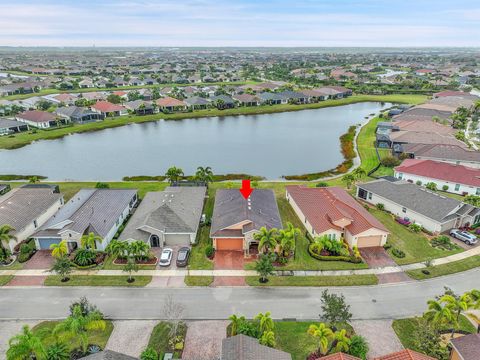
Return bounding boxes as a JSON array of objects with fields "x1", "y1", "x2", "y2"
[
  {"x1": 184, "y1": 96, "x2": 210, "y2": 106},
  {"x1": 80, "y1": 350, "x2": 137, "y2": 360},
  {"x1": 0, "y1": 188, "x2": 63, "y2": 235},
  {"x1": 222, "y1": 334, "x2": 292, "y2": 360},
  {"x1": 210, "y1": 189, "x2": 282, "y2": 237},
  {"x1": 55, "y1": 106, "x2": 97, "y2": 118},
  {"x1": 404, "y1": 143, "x2": 480, "y2": 163},
  {"x1": 119, "y1": 187, "x2": 206, "y2": 241},
  {"x1": 34, "y1": 189, "x2": 137, "y2": 238},
  {"x1": 450, "y1": 333, "x2": 480, "y2": 360},
  {"x1": 210, "y1": 95, "x2": 235, "y2": 104},
  {"x1": 0, "y1": 118, "x2": 26, "y2": 129},
  {"x1": 358, "y1": 179, "x2": 476, "y2": 223}
]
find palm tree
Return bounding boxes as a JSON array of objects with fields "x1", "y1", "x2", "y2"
[
  {"x1": 7, "y1": 325, "x2": 46, "y2": 360},
  {"x1": 254, "y1": 227, "x2": 278, "y2": 254},
  {"x1": 352, "y1": 167, "x2": 366, "y2": 181},
  {"x1": 342, "y1": 174, "x2": 355, "y2": 189},
  {"x1": 307, "y1": 323, "x2": 334, "y2": 356},
  {"x1": 195, "y1": 166, "x2": 214, "y2": 184},
  {"x1": 80, "y1": 232, "x2": 102, "y2": 250},
  {"x1": 105, "y1": 239, "x2": 129, "y2": 259},
  {"x1": 128, "y1": 240, "x2": 150, "y2": 261},
  {"x1": 441, "y1": 293, "x2": 474, "y2": 338},
  {"x1": 277, "y1": 230, "x2": 294, "y2": 258},
  {"x1": 50, "y1": 256, "x2": 72, "y2": 282},
  {"x1": 423, "y1": 299, "x2": 455, "y2": 329},
  {"x1": 165, "y1": 166, "x2": 184, "y2": 184},
  {"x1": 228, "y1": 314, "x2": 245, "y2": 336},
  {"x1": 0, "y1": 224, "x2": 16, "y2": 256},
  {"x1": 259, "y1": 330, "x2": 276, "y2": 347},
  {"x1": 50, "y1": 240, "x2": 68, "y2": 258},
  {"x1": 54, "y1": 305, "x2": 106, "y2": 355},
  {"x1": 123, "y1": 257, "x2": 139, "y2": 283},
  {"x1": 254, "y1": 312, "x2": 274, "y2": 334},
  {"x1": 29, "y1": 176, "x2": 38, "y2": 184},
  {"x1": 332, "y1": 329, "x2": 351, "y2": 352}
]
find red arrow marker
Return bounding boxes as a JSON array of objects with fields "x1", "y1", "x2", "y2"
[{"x1": 239, "y1": 179, "x2": 254, "y2": 199}]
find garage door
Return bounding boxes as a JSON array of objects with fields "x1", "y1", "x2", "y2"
[
  {"x1": 164, "y1": 234, "x2": 191, "y2": 246},
  {"x1": 356, "y1": 235, "x2": 383, "y2": 248},
  {"x1": 215, "y1": 238, "x2": 244, "y2": 251},
  {"x1": 37, "y1": 238, "x2": 61, "y2": 250}
]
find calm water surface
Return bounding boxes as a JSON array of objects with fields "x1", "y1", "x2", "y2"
[{"x1": 0, "y1": 102, "x2": 391, "y2": 180}]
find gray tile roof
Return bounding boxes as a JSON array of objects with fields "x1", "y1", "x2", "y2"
[
  {"x1": 80, "y1": 350, "x2": 137, "y2": 360},
  {"x1": 34, "y1": 189, "x2": 137, "y2": 238},
  {"x1": 450, "y1": 333, "x2": 480, "y2": 360},
  {"x1": 184, "y1": 96, "x2": 210, "y2": 106},
  {"x1": 0, "y1": 118, "x2": 26, "y2": 129},
  {"x1": 0, "y1": 188, "x2": 63, "y2": 235},
  {"x1": 358, "y1": 179, "x2": 476, "y2": 223},
  {"x1": 210, "y1": 189, "x2": 282, "y2": 237},
  {"x1": 222, "y1": 334, "x2": 292, "y2": 360},
  {"x1": 119, "y1": 187, "x2": 206, "y2": 241}
]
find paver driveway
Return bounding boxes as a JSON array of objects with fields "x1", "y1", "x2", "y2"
[
  {"x1": 182, "y1": 320, "x2": 228, "y2": 360},
  {"x1": 0, "y1": 321, "x2": 40, "y2": 360},
  {"x1": 23, "y1": 250, "x2": 54, "y2": 270},
  {"x1": 106, "y1": 320, "x2": 157, "y2": 357},
  {"x1": 214, "y1": 251, "x2": 245, "y2": 270},
  {"x1": 351, "y1": 320, "x2": 403, "y2": 359},
  {"x1": 359, "y1": 247, "x2": 396, "y2": 268}
]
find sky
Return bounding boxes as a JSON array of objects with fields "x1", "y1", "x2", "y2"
[{"x1": 0, "y1": 0, "x2": 479, "y2": 47}]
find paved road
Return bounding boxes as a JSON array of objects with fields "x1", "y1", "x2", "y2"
[{"x1": 1, "y1": 269, "x2": 479, "y2": 321}]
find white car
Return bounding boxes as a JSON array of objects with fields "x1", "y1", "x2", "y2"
[
  {"x1": 449, "y1": 229, "x2": 478, "y2": 245},
  {"x1": 159, "y1": 248, "x2": 173, "y2": 267}
]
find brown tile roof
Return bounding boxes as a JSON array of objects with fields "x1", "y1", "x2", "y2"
[
  {"x1": 374, "y1": 349, "x2": 437, "y2": 360},
  {"x1": 91, "y1": 101, "x2": 126, "y2": 113},
  {"x1": 318, "y1": 353, "x2": 360, "y2": 360},
  {"x1": 393, "y1": 120, "x2": 455, "y2": 135},
  {"x1": 286, "y1": 185, "x2": 388, "y2": 236},
  {"x1": 156, "y1": 96, "x2": 186, "y2": 107},
  {"x1": 17, "y1": 110, "x2": 56, "y2": 123},
  {"x1": 450, "y1": 333, "x2": 480, "y2": 360}
]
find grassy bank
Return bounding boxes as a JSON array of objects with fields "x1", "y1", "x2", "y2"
[
  {"x1": 0, "y1": 94, "x2": 426, "y2": 150},
  {"x1": 246, "y1": 274, "x2": 378, "y2": 286},
  {"x1": 44, "y1": 275, "x2": 152, "y2": 286},
  {"x1": 407, "y1": 255, "x2": 480, "y2": 280}
]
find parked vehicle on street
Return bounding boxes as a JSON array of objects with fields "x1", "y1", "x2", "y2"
[
  {"x1": 449, "y1": 229, "x2": 478, "y2": 245},
  {"x1": 176, "y1": 247, "x2": 191, "y2": 267},
  {"x1": 159, "y1": 248, "x2": 173, "y2": 266}
]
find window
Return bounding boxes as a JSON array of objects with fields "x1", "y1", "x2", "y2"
[
  {"x1": 455, "y1": 184, "x2": 461, "y2": 191},
  {"x1": 398, "y1": 173, "x2": 403, "y2": 180},
  {"x1": 402, "y1": 207, "x2": 407, "y2": 213},
  {"x1": 33, "y1": 220, "x2": 38, "y2": 228},
  {"x1": 475, "y1": 214, "x2": 480, "y2": 225},
  {"x1": 368, "y1": 192, "x2": 372, "y2": 200},
  {"x1": 476, "y1": 188, "x2": 480, "y2": 196}
]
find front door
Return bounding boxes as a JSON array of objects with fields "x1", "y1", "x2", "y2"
[{"x1": 150, "y1": 235, "x2": 160, "y2": 247}]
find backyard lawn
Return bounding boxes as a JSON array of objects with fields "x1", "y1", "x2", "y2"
[
  {"x1": 44, "y1": 275, "x2": 152, "y2": 286},
  {"x1": 407, "y1": 255, "x2": 480, "y2": 280},
  {"x1": 246, "y1": 274, "x2": 378, "y2": 287},
  {"x1": 369, "y1": 208, "x2": 463, "y2": 265},
  {"x1": 32, "y1": 320, "x2": 114, "y2": 350}
]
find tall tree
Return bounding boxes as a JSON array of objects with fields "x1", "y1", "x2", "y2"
[
  {"x1": 195, "y1": 166, "x2": 214, "y2": 184},
  {"x1": 320, "y1": 290, "x2": 352, "y2": 326}
]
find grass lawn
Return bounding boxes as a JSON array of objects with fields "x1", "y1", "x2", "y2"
[
  {"x1": 184, "y1": 275, "x2": 213, "y2": 286},
  {"x1": 0, "y1": 94, "x2": 426, "y2": 151},
  {"x1": 0, "y1": 275, "x2": 13, "y2": 286},
  {"x1": 369, "y1": 208, "x2": 463, "y2": 265},
  {"x1": 0, "y1": 260, "x2": 23, "y2": 270},
  {"x1": 32, "y1": 320, "x2": 114, "y2": 350},
  {"x1": 147, "y1": 321, "x2": 187, "y2": 359},
  {"x1": 44, "y1": 275, "x2": 152, "y2": 286},
  {"x1": 407, "y1": 255, "x2": 480, "y2": 280},
  {"x1": 245, "y1": 274, "x2": 378, "y2": 286},
  {"x1": 274, "y1": 321, "x2": 354, "y2": 360},
  {"x1": 392, "y1": 316, "x2": 476, "y2": 350}
]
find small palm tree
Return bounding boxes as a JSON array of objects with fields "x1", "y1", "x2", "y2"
[
  {"x1": 0, "y1": 224, "x2": 16, "y2": 256},
  {"x1": 332, "y1": 329, "x2": 351, "y2": 352},
  {"x1": 165, "y1": 166, "x2": 184, "y2": 184},
  {"x1": 342, "y1": 174, "x2": 355, "y2": 189},
  {"x1": 423, "y1": 299, "x2": 455, "y2": 328},
  {"x1": 308, "y1": 323, "x2": 334, "y2": 356},
  {"x1": 128, "y1": 240, "x2": 150, "y2": 261},
  {"x1": 195, "y1": 166, "x2": 214, "y2": 184},
  {"x1": 50, "y1": 240, "x2": 68, "y2": 258},
  {"x1": 259, "y1": 330, "x2": 276, "y2": 347},
  {"x1": 7, "y1": 325, "x2": 46, "y2": 360},
  {"x1": 228, "y1": 314, "x2": 245, "y2": 336},
  {"x1": 441, "y1": 293, "x2": 474, "y2": 338},
  {"x1": 105, "y1": 239, "x2": 129, "y2": 259},
  {"x1": 80, "y1": 232, "x2": 102, "y2": 250},
  {"x1": 254, "y1": 227, "x2": 278, "y2": 254},
  {"x1": 254, "y1": 311, "x2": 274, "y2": 334}
]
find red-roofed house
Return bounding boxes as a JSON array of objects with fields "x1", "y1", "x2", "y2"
[
  {"x1": 315, "y1": 353, "x2": 361, "y2": 360},
  {"x1": 91, "y1": 101, "x2": 128, "y2": 117},
  {"x1": 16, "y1": 110, "x2": 60, "y2": 129},
  {"x1": 374, "y1": 349, "x2": 436, "y2": 360},
  {"x1": 156, "y1": 96, "x2": 187, "y2": 112},
  {"x1": 286, "y1": 185, "x2": 389, "y2": 248},
  {"x1": 395, "y1": 159, "x2": 480, "y2": 196}
]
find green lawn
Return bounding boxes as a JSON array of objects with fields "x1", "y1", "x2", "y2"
[
  {"x1": 0, "y1": 275, "x2": 13, "y2": 286},
  {"x1": 147, "y1": 322, "x2": 187, "y2": 359},
  {"x1": 393, "y1": 316, "x2": 476, "y2": 350},
  {"x1": 32, "y1": 320, "x2": 114, "y2": 350},
  {"x1": 246, "y1": 274, "x2": 378, "y2": 286},
  {"x1": 407, "y1": 255, "x2": 480, "y2": 280},
  {"x1": 0, "y1": 94, "x2": 427, "y2": 151},
  {"x1": 184, "y1": 275, "x2": 213, "y2": 286},
  {"x1": 274, "y1": 321, "x2": 354, "y2": 360},
  {"x1": 44, "y1": 275, "x2": 152, "y2": 286},
  {"x1": 0, "y1": 260, "x2": 23, "y2": 270},
  {"x1": 369, "y1": 208, "x2": 463, "y2": 265}
]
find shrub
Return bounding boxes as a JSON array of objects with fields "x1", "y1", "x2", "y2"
[
  {"x1": 69, "y1": 296, "x2": 100, "y2": 317},
  {"x1": 73, "y1": 249, "x2": 97, "y2": 266},
  {"x1": 425, "y1": 182, "x2": 437, "y2": 191},
  {"x1": 391, "y1": 248, "x2": 406, "y2": 258},
  {"x1": 140, "y1": 348, "x2": 158, "y2": 360},
  {"x1": 237, "y1": 320, "x2": 260, "y2": 338},
  {"x1": 408, "y1": 223, "x2": 422, "y2": 233},
  {"x1": 316, "y1": 182, "x2": 328, "y2": 187},
  {"x1": 17, "y1": 242, "x2": 35, "y2": 263},
  {"x1": 20, "y1": 243, "x2": 32, "y2": 254},
  {"x1": 383, "y1": 242, "x2": 392, "y2": 250},
  {"x1": 442, "y1": 185, "x2": 449, "y2": 191},
  {"x1": 416, "y1": 180, "x2": 422, "y2": 186},
  {"x1": 308, "y1": 244, "x2": 362, "y2": 263},
  {"x1": 375, "y1": 203, "x2": 385, "y2": 211},
  {"x1": 205, "y1": 245, "x2": 214, "y2": 258},
  {"x1": 431, "y1": 235, "x2": 457, "y2": 250},
  {"x1": 348, "y1": 335, "x2": 369, "y2": 360},
  {"x1": 95, "y1": 182, "x2": 110, "y2": 189},
  {"x1": 380, "y1": 156, "x2": 400, "y2": 167}
]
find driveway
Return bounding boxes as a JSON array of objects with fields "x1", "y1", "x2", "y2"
[
  {"x1": 351, "y1": 320, "x2": 403, "y2": 359},
  {"x1": 448, "y1": 234, "x2": 480, "y2": 250},
  {"x1": 359, "y1": 247, "x2": 397, "y2": 268},
  {"x1": 214, "y1": 251, "x2": 245, "y2": 270},
  {"x1": 182, "y1": 320, "x2": 228, "y2": 360},
  {"x1": 23, "y1": 250, "x2": 54, "y2": 270},
  {"x1": 157, "y1": 245, "x2": 186, "y2": 270},
  {"x1": 0, "y1": 321, "x2": 40, "y2": 360},
  {"x1": 105, "y1": 320, "x2": 157, "y2": 357}
]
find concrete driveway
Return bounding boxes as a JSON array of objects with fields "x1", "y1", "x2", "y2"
[
  {"x1": 105, "y1": 320, "x2": 157, "y2": 357},
  {"x1": 182, "y1": 320, "x2": 228, "y2": 360},
  {"x1": 351, "y1": 320, "x2": 403, "y2": 359},
  {"x1": 0, "y1": 321, "x2": 40, "y2": 360}
]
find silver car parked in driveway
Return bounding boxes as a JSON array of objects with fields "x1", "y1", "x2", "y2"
[
  {"x1": 449, "y1": 229, "x2": 478, "y2": 245},
  {"x1": 159, "y1": 247, "x2": 173, "y2": 266}
]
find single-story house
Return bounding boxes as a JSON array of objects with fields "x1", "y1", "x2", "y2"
[
  {"x1": 402, "y1": 143, "x2": 480, "y2": 169},
  {"x1": 286, "y1": 185, "x2": 389, "y2": 248},
  {"x1": 184, "y1": 96, "x2": 210, "y2": 110},
  {"x1": 119, "y1": 187, "x2": 206, "y2": 247},
  {"x1": 232, "y1": 93, "x2": 260, "y2": 106},
  {"x1": 78, "y1": 79, "x2": 95, "y2": 88},
  {"x1": 317, "y1": 86, "x2": 352, "y2": 98},
  {"x1": 449, "y1": 333, "x2": 480, "y2": 360},
  {"x1": 221, "y1": 334, "x2": 291, "y2": 360},
  {"x1": 156, "y1": 96, "x2": 187, "y2": 112},
  {"x1": 55, "y1": 106, "x2": 104, "y2": 123},
  {"x1": 91, "y1": 101, "x2": 128, "y2": 117},
  {"x1": 374, "y1": 349, "x2": 437, "y2": 360},
  {"x1": 0, "y1": 186, "x2": 64, "y2": 251},
  {"x1": 276, "y1": 90, "x2": 308, "y2": 104},
  {"x1": 357, "y1": 178, "x2": 480, "y2": 234},
  {"x1": 16, "y1": 110, "x2": 61, "y2": 129},
  {"x1": 210, "y1": 189, "x2": 282, "y2": 256},
  {"x1": 123, "y1": 100, "x2": 156, "y2": 115},
  {"x1": 0, "y1": 118, "x2": 29, "y2": 135},
  {"x1": 300, "y1": 89, "x2": 328, "y2": 102},
  {"x1": 32, "y1": 189, "x2": 138, "y2": 252},
  {"x1": 210, "y1": 95, "x2": 236, "y2": 109},
  {"x1": 257, "y1": 92, "x2": 287, "y2": 105},
  {"x1": 395, "y1": 159, "x2": 480, "y2": 196}
]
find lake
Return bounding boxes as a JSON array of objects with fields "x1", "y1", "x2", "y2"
[{"x1": 0, "y1": 102, "x2": 392, "y2": 180}]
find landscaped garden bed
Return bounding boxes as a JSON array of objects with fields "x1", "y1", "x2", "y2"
[
  {"x1": 146, "y1": 321, "x2": 187, "y2": 359},
  {"x1": 113, "y1": 255, "x2": 157, "y2": 265}
]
